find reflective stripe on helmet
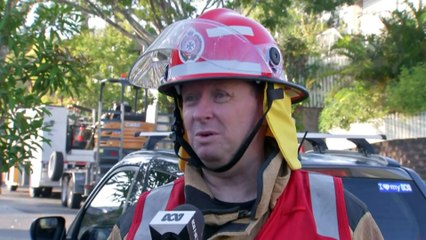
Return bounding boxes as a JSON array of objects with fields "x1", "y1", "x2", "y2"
[
  {"x1": 206, "y1": 25, "x2": 254, "y2": 37},
  {"x1": 169, "y1": 60, "x2": 262, "y2": 80}
]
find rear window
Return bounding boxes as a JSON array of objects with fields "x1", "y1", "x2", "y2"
[{"x1": 342, "y1": 177, "x2": 426, "y2": 240}]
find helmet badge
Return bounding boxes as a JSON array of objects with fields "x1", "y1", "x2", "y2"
[{"x1": 179, "y1": 28, "x2": 205, "y2": 63}]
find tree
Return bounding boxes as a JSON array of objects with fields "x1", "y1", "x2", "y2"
[
  {"x1": 64, "y1": 26, "x2": 142, "y2": 110},
  {"x1": 56, "y1": 0, "x2": 199, "y2": 51},
  {"x1": 0, "y1": 1, "x2": 86, "y2": 175},
  {"x1": 319, "y1": 81, "x2": 387, "y2": 130},
  {"x1": 57, "y1": 0, "x2": 355, "y2": 113},
  {"x1": 56, "y1": 0, "x2": 355, "y2": 95},
  {"x1": 386, "y1": 63, "x2": 426, "y2": 114},
  {"x1": 0, "y1": 0, "x2": 356, "y2": 177},
  {"x1": 320, "y1": 1, "x2": 426, "y2": 131},
  {"x1": 56, "y1": 0, "x2": 355, "y2": 52},
  {"x1": 227, "y1": 0, "x2": 354, "y2": 31}
]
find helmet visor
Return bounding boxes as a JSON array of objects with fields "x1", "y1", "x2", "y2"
[{"x1": 128, "y1": 18, "x2": 283, "y2": 90}]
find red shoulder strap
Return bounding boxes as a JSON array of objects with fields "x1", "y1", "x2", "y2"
[
  {"x1": 126, "y1": 177, "x2": 185, "y2": 240},
  {"x1": 165, "y1": 177, "x2": 186, "y2": 210},
  {"x1": 333, "y1": 176, "x2": 351, "y2": 240}
]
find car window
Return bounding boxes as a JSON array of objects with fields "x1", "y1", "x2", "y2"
[
  {"x1": 144, "y1": 159, "x2": 182, "y2": 191},
  {"x1": 145, "y1": 169, "x2": 177, "y2": 191},
  {"x1": 144, "y1": 159, "x2": 180, "y2": 192},
  {"x1": 342, "y1": 177, "x2": 426, "y2": 240},
  {"x1": 70, "y1": 157, "x2": 180, "y2": 240},
  {"x1": 128, "y1": 163, "x2": 150, "y2": 204},
  {"x1": 77, "y1": 168, "x2": 139, "y2": 240}
]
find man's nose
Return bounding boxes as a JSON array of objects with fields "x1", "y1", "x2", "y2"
[{"x1": 192, "y1": 95, "x2": 213, "y2": 120}]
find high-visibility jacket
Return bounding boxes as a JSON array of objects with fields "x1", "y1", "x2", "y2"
[
  {"x1": 126, "y1": 171, "x2": 354, "y2": 239},
  {"x1": 256, "y1": 170, "x2": 350, "y2": 239},
  {"x1": 109, "y1": 150, "x2": 383, "y2": 240}
]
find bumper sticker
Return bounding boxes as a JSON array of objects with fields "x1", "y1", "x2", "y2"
[{"x1": 378, "y1": 182, "x2": 413, "y2": 193}]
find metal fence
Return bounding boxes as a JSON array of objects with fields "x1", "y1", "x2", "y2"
[
  {"x1": 385, "y1": 112, "x2": 426, "y2": 139},
  {"x1": 298, "y1": 55, "x2": 349, "y2": 108},
  {"x1": 303, "y1": 75, "x2": 344, "y2": 108}
]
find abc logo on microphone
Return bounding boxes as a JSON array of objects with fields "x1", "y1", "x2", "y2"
[{"x1": 149, "y1": 204, "x2": 204, "y2": 240}]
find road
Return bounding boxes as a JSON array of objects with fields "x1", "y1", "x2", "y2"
[{"x1": 0, "y1": 185, "x2": 78, "y2": 240}]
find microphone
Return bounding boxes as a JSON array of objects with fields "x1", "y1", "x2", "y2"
[{"x1": 149, "y1": 204, "x2": 205, "y2": 240}]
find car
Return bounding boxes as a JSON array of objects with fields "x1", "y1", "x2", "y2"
[
  {"x1": 30, "y1": 133, "x2": 426, "y2": 240},
  {"x1": 30, "y1": 148, "x2": 181, "y2": 240},
  {"x1": 298, "y1": 134, "x2": 426, "y2": 240}
]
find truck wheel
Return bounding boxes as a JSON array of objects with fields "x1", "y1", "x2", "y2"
[
  {"x1": 48, "y1": 151, "x2": 64, "y2": 181},
  {"x1": 67, "y1": 178, "x2": 82, "y2": 209},
  {"x1": 29, "y1": 187, "x2": 41, "y2": 198},
  {"x1": 61, "y1": 177, "x2": 69, "y2": 207}
]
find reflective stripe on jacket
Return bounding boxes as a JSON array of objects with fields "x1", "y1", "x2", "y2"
[
  {"x1": 127, "y1": 177, "x2": 185, "y2": 239},
  {"x1": 126, "y1": 170, "x2": 351, "y2": 240},
  {"x1": 255, "y1": 170, "x2": 351, "y2": 240}
]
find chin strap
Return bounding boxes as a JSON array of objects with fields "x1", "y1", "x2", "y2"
[{"x1": 172, "y1": 82, "x2": 284, "y2": 173}]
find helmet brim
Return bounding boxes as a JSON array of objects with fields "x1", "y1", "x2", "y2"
[{"x1": 158, "y1": 76, "x2": 309, "y2": 104}]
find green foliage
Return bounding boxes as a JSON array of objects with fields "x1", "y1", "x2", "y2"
[
  {"x1": 64, "y1": 26, "x2": 141, "y2": 109},
  {"x1": 227, "y1": 0, "x2": 292, "y2": 31},
  {"x1": 320, "y1": 2, "x2": 426, "y2": 130},
  {"x1": 380, "y1": 2, "x2": 426, "y2": 74},
  {"x1": 386, "y1": 63, "x2": 426, "y2": 114},
  {"x1": 58, "y1": 0, "x2": 198, "y2": 48},
  {"x1": 319, "y1": 81, "x2": 387, "y2": 130},
  {"x1": 331, "y1": 34, "x2": 395, "y2": 85},
  {"x1": 0, "y1": 1, "x2": 85, "y2": 172},
  {"x1": 58, "y1": 0, "x2": 355, "y2": 115},
  {"x1": 0, "y1": 1, "x2": 360, "y2": 174},
  {"x1": 228, "y1": 0, "x2": 354, "y2": 32},
  {"x1": 228, "y1": 1, "x2": 352, "y2": 96},
  {"x1": 303, "y1": 0, "x2": 356, "y2": 13},
  {"x1": 273, "y1": 7, "x2": 328, "y2": 85}
]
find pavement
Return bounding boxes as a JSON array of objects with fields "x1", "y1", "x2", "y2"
[
  {"x1": 0, "y1": 185, "x2": 34, "y2": 240},
  {"x1": 0, "y1": 184, "x2": 78, "y2": 240}
]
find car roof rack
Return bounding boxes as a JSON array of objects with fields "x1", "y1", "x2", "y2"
[
  {"x1": 135, "y1": 131, "x2": 173, "y2": 150},
  {"x1": 135, "y1": 131, "x2": 387, "y2": 156},
  {"x1": 297, "y1": 132, "x2": 386, "y2": 155}
]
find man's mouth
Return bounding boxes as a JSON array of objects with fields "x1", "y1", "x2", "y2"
[{"x1": 195, "y1": 130, "x2": 217, "y2": 138}]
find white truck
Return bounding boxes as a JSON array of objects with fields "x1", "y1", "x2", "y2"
[
  {"x1": 52, "y1": 78, "x2": 157, "y2": 209},
  {"x1": 6, "y1": 78, "x2": 160, "y2": 209},
  {"x1": 24, "y1": 105, "x2": 95, "y2": 204}
]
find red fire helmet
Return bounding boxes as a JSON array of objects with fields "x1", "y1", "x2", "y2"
[{"x1": 129, "y1": 8, "x2": 309, "y2": 104}]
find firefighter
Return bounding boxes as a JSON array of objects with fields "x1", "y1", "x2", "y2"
[{"x1": 110, "y1": 8, "x2": 383, "y2": 239}]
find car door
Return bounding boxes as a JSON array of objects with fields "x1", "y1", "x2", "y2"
[
  {"x1": 68, "y1": 164, "x2": 147, "y2": 240},
  {"x1": 66, "y1": 156, "x2": 181, "y2": 240}
]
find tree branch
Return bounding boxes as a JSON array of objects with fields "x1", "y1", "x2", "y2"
[
  {"x1": 245, "y1": 0, "x2": 261, "y2": 16},
  {"x1": 149, "y1": 0, "x2": 165, "y2": 32}
]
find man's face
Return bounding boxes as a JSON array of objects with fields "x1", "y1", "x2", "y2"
[{"x1": 181, "y1": 79, "x2": 263, "y2": 169}]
